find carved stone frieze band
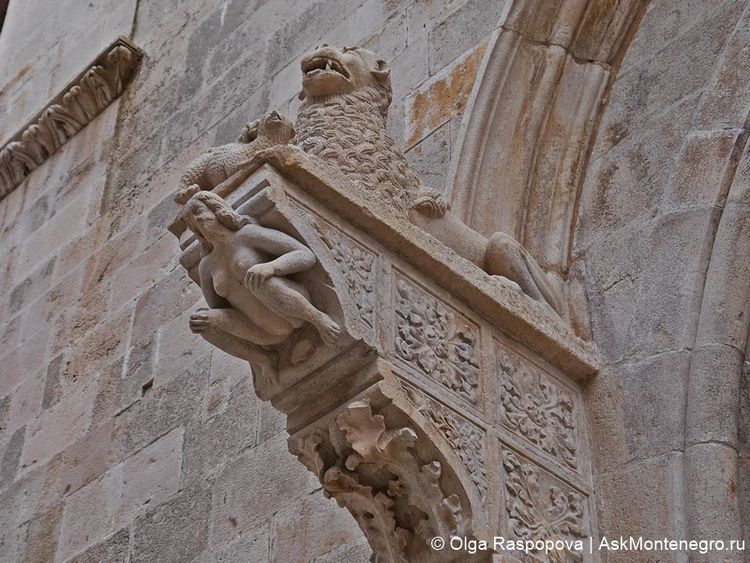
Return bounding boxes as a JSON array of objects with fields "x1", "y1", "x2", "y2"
[
  {"x1": 401, "y1": 381, "x2": 488, "y2": 498},
  {"x1": 0, "y1": 37, "x2": 142, "y2": 199}
]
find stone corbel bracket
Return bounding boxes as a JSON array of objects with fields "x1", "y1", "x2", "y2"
[
  {"x1": 173, "y1": 146, "x2": 598, "y2": 562},
  {"x1": 0, "y1": 36, "x2": 143, "y2": 199}
]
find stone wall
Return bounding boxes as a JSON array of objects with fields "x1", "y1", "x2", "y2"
[
  {"x1": 577, "y1": 1, "x2": 750, "y2": 558},
  {"x1": 1, "y1": 0, "x2": 749, "y2": 562},
  {"x1": 0, "y1": 1, "x2": 506, "y2": 561}
]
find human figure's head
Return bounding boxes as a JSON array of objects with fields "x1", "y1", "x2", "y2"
[{"x1": 184, "y1": 191, "x2": 249, "y2": 252}]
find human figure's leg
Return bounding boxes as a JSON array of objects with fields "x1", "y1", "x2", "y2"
[
  {"x1": 190, "y1": 307, "x2": 286, "y2": 346},
  {"x1": 249, "y1": 278, "x2": 340, "y2": 345}
]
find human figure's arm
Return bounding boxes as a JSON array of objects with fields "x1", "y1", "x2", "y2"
[{"x1": 240, "y1": 225, "x2": 317, "y2": 288}]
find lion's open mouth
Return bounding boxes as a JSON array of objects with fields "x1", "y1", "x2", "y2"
[{"x1": 302, "y1": 56, "x2": 350, "y2": 79}]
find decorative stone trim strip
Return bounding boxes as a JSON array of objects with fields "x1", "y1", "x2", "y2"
[{"x1": 0, "y1": 36, "x2": 142, "y2": 199}]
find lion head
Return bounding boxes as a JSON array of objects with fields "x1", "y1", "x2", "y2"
[{"x1": 299, "y1": 44, "x2": 392, "y2": 118}]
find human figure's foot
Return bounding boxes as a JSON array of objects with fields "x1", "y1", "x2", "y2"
[
  {"x1": 315, "y1": 314, "x2": 341, "y2": 346},
  {"x1": 189, "y1": 308, "x2": 216, "y2": 333}
]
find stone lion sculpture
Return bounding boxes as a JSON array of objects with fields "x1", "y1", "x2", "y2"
[
  {"x1": 293, "y1": 44, "x2": 563, "y2": 316},
  {"x1": 295, "y1": 44, "x2": 447, "y2": 218},
  {"x1": 182, "y1": 190, "x2": 341, "y2": 359}
]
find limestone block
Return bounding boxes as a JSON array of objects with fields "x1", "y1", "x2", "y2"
[
  {"x1": 132, "y1": 268, "x2": 202, "y2": 342},
  {"x1": 20, "y1": 504, "x2": 62, "y2": 563},
  {"x1": 405, "y1": 121, "x2": 451, "y2": 193},
  {"x1": 269, "y1": 493, "x2": 363, "y2": 563},
  {"x1": 181, "y1": 378, "x2": 261, "y2": 486},
  {"x1": 311, "y1": 537, "x2": 372, "y2": 563},
  {"x1": 615, "y1": 351, "x2": 690, "y2": 461},
  {"x1": 209, "y1": 433, "x2": 320, "y2": 547},
  {"x1": 685, "y1": 344, "x2": 744, "y2": 449},
  {"x1": 193, "y1": 525, "x2": 269, "y2": 563},
  {"x1": 110, "y1": 362, "x2": 208, "y2": 460},
  {"x1": 155, "y1": 307, "x2": 214, "y2": 389},
  {"x1": 58, "y1": 427, "x2": 183, "y2": 560},
  {"x1": 405, "y1": 41, "x2": 488, "y2": 147},
  {"x1": 20, "y1": 383, "x2": 96, "y2": 476},
  {"x1": 57, "y1": 420, "x2": 116, "y2": 498},
  {"x1": 116, "y1": 426, "x2": 183, "y2": 526},
  {"x1": 0, "y1": 426, "x2": 25, "y2": 489},
  {"x1": 583, "y1": 209, "x2": 712, "y2": 361},
  {"x1": 666, "y1": 129, "x2": 742, "y2": 209},
  {"x1": 685, "y1": 442, "x2": 744, "y2": 545},
  {"x1": 57, "y1": 464, "x2": 124, "y2": 561},
  {"x1": 67, "y1": 528, "x2": 130, "y2": 563},
  {"x1": 6, "y1": 369, "x2": 44, "y2": 436},
  {"x1": 9, "y1": 256, "x2": 56, "y2": 315},
  {"x1": 427, "y1": 0, "x2": 505, "y2": 74},
  {"x1": 597, "y1": 453, "x2": 682, "y2": 548}
]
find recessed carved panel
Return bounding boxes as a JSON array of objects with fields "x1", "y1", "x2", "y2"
[
  {"x1": 502, "y1": 448, "x2": 587, "y2": 562},
  {"x1": 496, "y1": 343, "x2": 579, "y2": 470},
  {"x1": 394, "y1": 273, "x2": 480, "y2": 404},
  {"x1": 315, "y1": 221, "x2": 376, "y2": 331},
  {"x1": 401, "y1": 381, "x2": 488, "y2": 498}
]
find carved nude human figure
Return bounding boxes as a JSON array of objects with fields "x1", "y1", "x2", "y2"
[{"x1": 182, "y1": 191, "x2": 340, "y2": 351}]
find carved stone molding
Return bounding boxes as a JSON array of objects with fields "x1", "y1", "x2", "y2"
[
  {"x1": 292, "y1": 397, "x2": 474, "y2": 563},
  {"x1": 0, "y1": 37, "x2": 142, "y2": 199},
  {"x1": 448, "y1": 0, "x2": 647, "y2": 272},
  {"x1": 401, "y1": 381, "x2": 488, "y2": 498}
]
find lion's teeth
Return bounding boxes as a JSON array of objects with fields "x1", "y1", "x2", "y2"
[{"x1": 325, "y1": 61, "x2": 331, "y2": 70}]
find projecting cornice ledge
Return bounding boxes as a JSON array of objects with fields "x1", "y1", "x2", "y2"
[{"x1": 0, "y1": 36, "x2": 142, "y2": 200}]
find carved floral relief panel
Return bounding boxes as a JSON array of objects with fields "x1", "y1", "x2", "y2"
[
  {"x1": 393, "y1": 271, "x2": 481, "y2": 405},
  {"x1": 401, "y1": 381, "x2": 488, "y2": 498},
  {"x1": 314, "y1": 220, "x2": 376, "y2": 331},
  {"x1": 286, "y1": 195, "x2": 379, "y2": 336},
  {"x1": 495, "y1": 341, "x2": 580, "y2": 472},
  {"x1": 501, "y1": 447, "x2": 589, "y2": 562}
]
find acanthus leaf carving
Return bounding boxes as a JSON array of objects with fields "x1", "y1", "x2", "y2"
[
  {"x1": 497, "y1": 349, "x2": 579, "y2": 470},
  {"x1": 0, "y1": 38, "x2": 142, "y2": 199},
  {"x1": 395, "y1": 276, "x2": 479, "y2": 404},
  {"x1": 502, "y1": 449, "x2": 586, "y2": 562},
  {"x1": 291, "y1": 399, "x2": 473, "y2": 563}
]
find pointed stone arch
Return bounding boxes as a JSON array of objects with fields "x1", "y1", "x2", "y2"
[{"x1": 447, "y1": 0, "x2": 648, "y2": 274}]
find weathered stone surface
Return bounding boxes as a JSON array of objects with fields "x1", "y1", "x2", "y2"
[
  {"x1": 269, "y1": 493, "x2": 363, "y2": 563},
  {"x1": 194, "y1": 525, "x2": 269, "y2": 563},
  {"x1": 20, "y1": 504, "x2": 62, "y2": 563},
  {"x1": 209, "y1": 433, "x2": 319, "y2": 546},
  {"x1": 67, "y1": 528, "x2": 130, "y2": 563},
  {"x1": 131, "y1": 481, "x2": 211, "y2": 563},
  {"x1": 20, "y1": 383, "x2": 96, "y2": 475},
  {"x1": 4, "y1": 0, "x2": 750, "y2": 561},
  {"x1": 58, "y1": 427, "x2": 183, "y2": 560}
]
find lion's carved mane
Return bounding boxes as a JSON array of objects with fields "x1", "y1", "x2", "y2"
[{"x1": 295, "y1": 85, "x2": 445, "y2": 217}]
